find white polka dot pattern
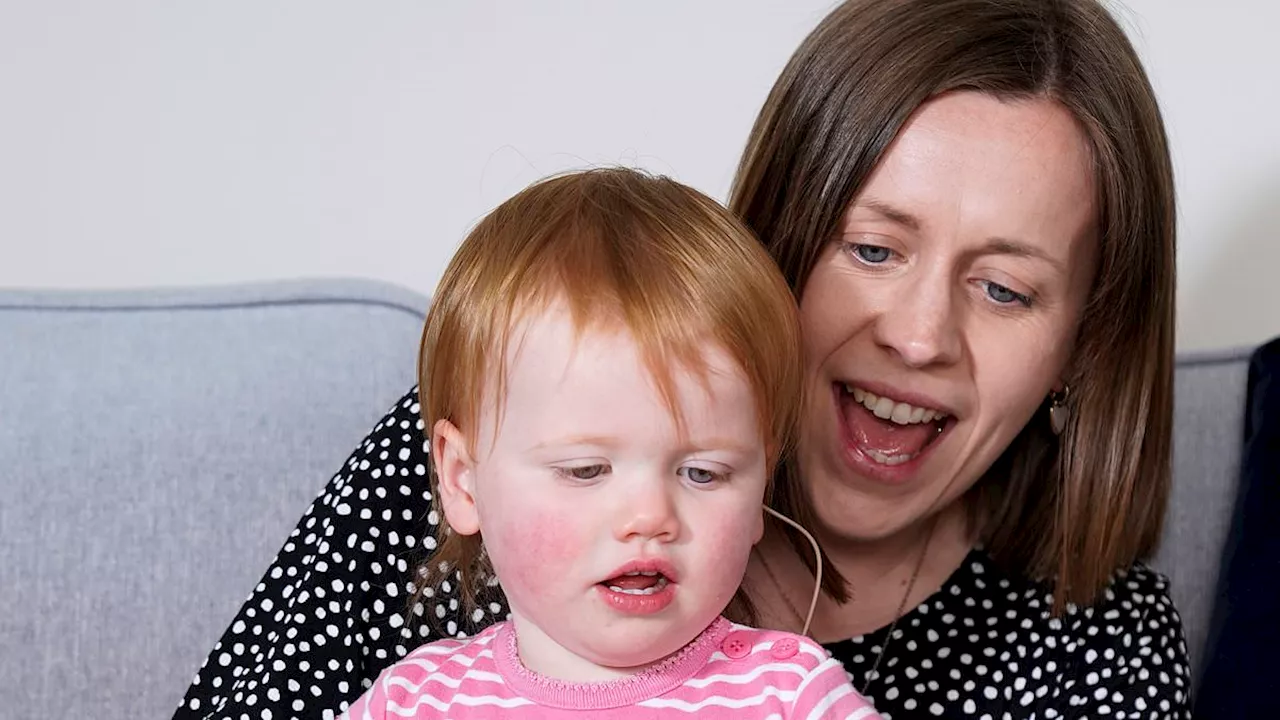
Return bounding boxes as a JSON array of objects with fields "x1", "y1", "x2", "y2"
[
  {"x1": 833, "y1": 555, "x2": 1193, "y2": 719},
  {"x1": 174, "y1": 388, "x2": 1192, "y2": 720}
]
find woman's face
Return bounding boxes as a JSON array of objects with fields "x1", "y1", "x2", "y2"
[{"x1": 797, "y1": 91, "x2": 1099, "y2": 542}]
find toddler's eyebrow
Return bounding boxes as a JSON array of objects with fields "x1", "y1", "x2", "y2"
[
  {"x1": 525, "y1": 435, "x2": 760, "y2": 457},
  {"x1": 678, "y1": 437, "x2": 762, "y2": 457},
  {"x1": 527, "y1": 434, "x2": 621, "y2": 452}
]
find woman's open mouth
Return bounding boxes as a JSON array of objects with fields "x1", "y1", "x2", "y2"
[{"x1": 834, "y1": 382, "x2": 954, "y2": 480}]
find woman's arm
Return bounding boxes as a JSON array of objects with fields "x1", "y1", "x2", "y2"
[{"x1": 172, "y1": 389, "x2": 508, "y2": 720}]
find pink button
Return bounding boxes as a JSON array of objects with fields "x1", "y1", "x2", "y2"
[
  {"x1": 721, "y1": 632, "x2": 752, "y2": 659},
  {"x1": 770, "y1": 637, "x2": 799, "y2": 659}
]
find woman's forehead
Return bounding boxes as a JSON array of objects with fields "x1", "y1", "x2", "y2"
[{"x1": 849, "y1": 92, "x2": 1097, "y2": 261}]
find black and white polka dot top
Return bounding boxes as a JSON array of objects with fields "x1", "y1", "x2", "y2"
[{"x1": 174, "y1": 389, "x2": 1192, "y2": 720}]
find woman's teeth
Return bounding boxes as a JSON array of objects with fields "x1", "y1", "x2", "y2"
[
  {"x1": 847, "y1": 385, "x2": 946, "y2": 425},
  {"x1": 864, "y1": 448, "x2": 915, "y2": 466}
]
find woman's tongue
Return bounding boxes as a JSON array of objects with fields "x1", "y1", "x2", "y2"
[{"x1": 841, "y1": 394, "x2": 936, "y2": 460}]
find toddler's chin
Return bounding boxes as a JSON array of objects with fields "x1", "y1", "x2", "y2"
[{"x1": 572, "y1": 627, "x2": 699, "y2": 671}]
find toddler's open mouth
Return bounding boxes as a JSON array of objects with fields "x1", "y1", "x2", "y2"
[
  {"x1": 597, "y1": 560, "x2": 679, "y2": 614},
  {"x1": 602, "y1": 570, "x2": 670, "y2": 596}
]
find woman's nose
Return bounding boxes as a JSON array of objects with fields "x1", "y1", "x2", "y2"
[
  {"x1": 614, "y1": 476, "x2": 681, "y2": 543},
  {"x1": 873, "y1": 270, "x2": 963, "y2": 369}
]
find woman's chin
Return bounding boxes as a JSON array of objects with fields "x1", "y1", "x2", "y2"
[
  {"x1": 807, "y1": 485, "x2": 915, "y2": 542},
  {"x1": 803, "y1": 455, "x2": 959, "y2": 544}
]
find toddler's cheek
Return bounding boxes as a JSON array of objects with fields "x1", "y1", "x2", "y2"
[
  {"x1": 486, "y1": 510, "x2": 583, "y2": 596},
  {"x1": 698, "y1": 525, "x2": 757, "y2": 597}
]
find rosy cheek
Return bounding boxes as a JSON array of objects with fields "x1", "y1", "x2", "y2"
[
  {"x1": 485, "y1": 506, "x2": 583, "y2": 597},
  {"x1": 697, "y1": 519, "x2": 758, "y2": 600}
]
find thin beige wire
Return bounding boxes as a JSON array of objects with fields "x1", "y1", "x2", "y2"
[{"x1": 762, "y1": 505, "x2": 823, "y2": 638}]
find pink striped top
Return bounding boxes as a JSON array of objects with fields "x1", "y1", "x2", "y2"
[{"x1": 339, "y1": 617, "x2": 881, "y2": 719}]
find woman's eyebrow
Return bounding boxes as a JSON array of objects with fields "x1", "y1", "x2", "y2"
[
  {"x1": 853, "y1": 198, "x2": 922, "y2": 231},
  {"x1": 856, "y1": 198, "x2": 1068, "y2": 274},
  {"x1": 979, "y1": 237, "x2": 1067, "y2": 273}
]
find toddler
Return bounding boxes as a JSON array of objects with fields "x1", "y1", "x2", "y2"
[{"x1": 341, "y1": 168, "x2": 881, "y2": 719}]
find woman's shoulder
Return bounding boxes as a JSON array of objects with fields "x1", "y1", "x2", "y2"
[
  {"x1": 1062, "y1": 561, "x2": 1181, "y2": 626},
  {"x1": 968, "y1": 552, "x2": 1192, "y2": 712},
  {"x1": 1045, "y1": 561, "x2": 1184, "y2": 652},
  {"x1": 1053, "y1": 562, "x2": 1188, "y2": 666},
  {"x1": 1047, "y1": 561, "x2": 1192, "y2": 713},
  {"x1": 826, "y1": 550, "x2": 1190, "y2": 718},
  {"x1": 961, "y1": 551, "x2": 1186, "y2": 648}
]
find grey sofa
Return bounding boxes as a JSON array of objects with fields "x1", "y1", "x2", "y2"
[{"x1": 0, "y1": 279, "x2": 1254, "y2": 718}]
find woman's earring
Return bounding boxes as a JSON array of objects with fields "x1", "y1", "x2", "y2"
[{"x1": 1049, "y1": 385, "x2": 1071, "y2": 436}]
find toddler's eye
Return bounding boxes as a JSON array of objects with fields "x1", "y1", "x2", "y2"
[
  {"x1": 557, "y1": 464, "x2": 608, "y2": 481},
  {"x1": 680, "y1": 467, "x2": 722, "y2": 485}
]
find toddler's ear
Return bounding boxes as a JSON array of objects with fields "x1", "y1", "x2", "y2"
[{"x1": 431, "y1": 419, "x2": 481, "y2": 536}]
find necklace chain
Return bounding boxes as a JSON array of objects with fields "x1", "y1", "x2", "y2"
[
  {"x1": 859, "y1": 517, "x2": 936, "y2": 696},
  {"x1": 759, "y1": 517, "x2": 938, "y2": 698}
]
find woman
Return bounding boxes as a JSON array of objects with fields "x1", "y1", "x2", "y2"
[{"x1": 175, "y1": 1, "x2": 1188, "y2": 718}]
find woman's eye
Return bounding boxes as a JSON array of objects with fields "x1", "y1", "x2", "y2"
[
  {"x1": 680, "y1": 467, "x2": 723, "y2": 485},
  {"x1": 557, "y1": 464, "x2": 608, "y2": 481},
  {"x1": 849, "y1": 243, "x2": 894, "y2": 265},
  {"x1": 980, "y1": 280, "x2": 1032, "y2": 308}
]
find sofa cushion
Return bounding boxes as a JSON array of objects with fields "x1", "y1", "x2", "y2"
[
  {"x1": 1152, "y1": 347, "x2": 1253, "y2": 685},
  {"x1": 0, "y1": 279, "x2": 428, "y2": 719}
]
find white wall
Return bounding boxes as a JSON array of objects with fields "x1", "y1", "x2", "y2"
[{"x1": 2, "y1": 1, "x2": 1276, "y2": 351}]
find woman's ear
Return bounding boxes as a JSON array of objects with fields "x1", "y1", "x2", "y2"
[{"x1": 431, "y1": 419, "x2": 481, "y2": 536}]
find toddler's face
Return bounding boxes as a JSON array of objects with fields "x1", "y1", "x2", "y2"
[{"x1": 436, "y1": 304, "x2": 768, "y2": 681}]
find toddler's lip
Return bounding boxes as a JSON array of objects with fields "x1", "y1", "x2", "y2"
[{"x1": 602, "y1": 558, "x2": 679, "y2": 585}]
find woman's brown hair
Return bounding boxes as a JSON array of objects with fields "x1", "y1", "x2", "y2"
[
  {"x1": 412, "y1": 168, "x2": 804, "y2": 624},
  {"x1": 730, "y1": 0, "x2": 1175, "y2": 608}
]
